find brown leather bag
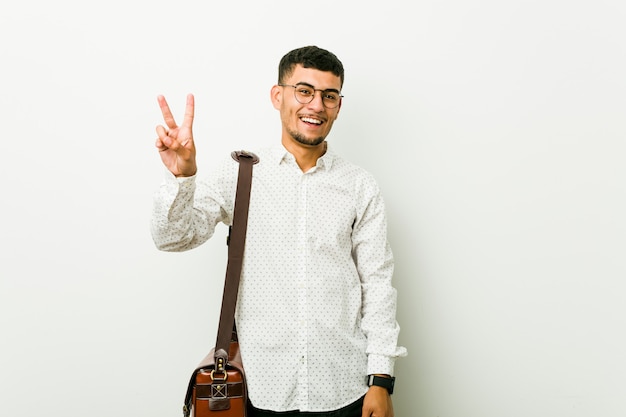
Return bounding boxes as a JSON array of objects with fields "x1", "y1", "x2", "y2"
[
  {"x1": 183, "y1": 332, "x2": 247, "y2": 417},
  {"x1": 182, "y1": 151, "x2": 259, "y2": 417}
]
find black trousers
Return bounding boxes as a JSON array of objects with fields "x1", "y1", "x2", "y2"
[{"x1": 247, "y1": 396, "x2": 364, "y2": 417}]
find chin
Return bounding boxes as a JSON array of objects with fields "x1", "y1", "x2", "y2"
[
  {"x1": 298, "y1": 138, "x2": 325, "y2": 147},
  {"x1": 292, "y1": 133, "x2": 325, "y2": 147}
]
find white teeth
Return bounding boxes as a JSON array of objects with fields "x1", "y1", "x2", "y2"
[{"x1": 301, "y1": 117, "x2": 322, "y2": 125}]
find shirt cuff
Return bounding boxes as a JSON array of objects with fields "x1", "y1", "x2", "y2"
[
  {"x1": 367, "y1": 354, "x2": 396, "y2": 377},
  {"x1": 162, "y1": 169, "x2": 196, "y2": 192}
]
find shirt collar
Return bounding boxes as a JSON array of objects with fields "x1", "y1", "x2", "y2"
[{"x1": 269, "y1": 142, "x2": 336, "y2": 171}]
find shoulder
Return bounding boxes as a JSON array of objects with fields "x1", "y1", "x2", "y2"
[{"x1": 327, "y1": 149, "x2": 380, "y2": 191}]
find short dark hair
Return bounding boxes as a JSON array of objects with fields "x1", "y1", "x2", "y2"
[{"x1": 278, "y1": 45, "x2": 344, "y2": 87}]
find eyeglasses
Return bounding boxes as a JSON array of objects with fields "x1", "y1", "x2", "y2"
[{"x1": 279, "y1": 83, "x2": 343, "y2": 109}]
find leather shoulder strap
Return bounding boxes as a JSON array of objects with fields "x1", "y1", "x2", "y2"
[{"x1": 214, "y1": 150, "x2": 258, "y2": 356}]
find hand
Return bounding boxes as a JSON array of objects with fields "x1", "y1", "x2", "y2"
[
  {"x1": 155, "y1": 94, "x2": 197, "y2": 177},
  {"x1": 362, "y1": 386, "x2": 394, "y2": 417}
]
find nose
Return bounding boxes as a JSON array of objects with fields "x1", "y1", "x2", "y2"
[{"x1": 307, "y1": 90, "x2": 325, "y2": 111}]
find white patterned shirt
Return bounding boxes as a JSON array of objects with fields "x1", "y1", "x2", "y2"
[{"x1": 151, "y1": 144, "x2": 407, "y2": 412}]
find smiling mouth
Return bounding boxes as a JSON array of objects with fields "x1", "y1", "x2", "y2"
[{"x1": 300, "y1": 116, "x2": 323, "y2": 125}]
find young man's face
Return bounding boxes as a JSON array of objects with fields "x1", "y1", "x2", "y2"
[{"x1": 271, "y1": 64, "x2": 342, "y2": 149}]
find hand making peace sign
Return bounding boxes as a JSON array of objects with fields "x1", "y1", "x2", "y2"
[{"x1": 155, "y1": 94, "x2": 197, "y2": 177}]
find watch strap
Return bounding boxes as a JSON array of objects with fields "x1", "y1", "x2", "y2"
[{"x1": 367, "y1": 375, "x2": 395, "y2": 395}]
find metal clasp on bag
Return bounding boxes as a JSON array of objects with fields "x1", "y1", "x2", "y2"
[
  {"x1": 210, "y1": 369, "x2": 228, "y2": 382},
  {"x1": 211, "y1": 356, "x2": 228, "y2": 381},
  {"x1": 209, "y1": 356, "x2": 231, "y2": 410}
]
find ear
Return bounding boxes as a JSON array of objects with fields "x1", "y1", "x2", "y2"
[{"x1": 270, "y1": 85, "x2": 282, "y2": 110}]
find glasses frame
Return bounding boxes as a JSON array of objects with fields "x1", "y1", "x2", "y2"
[{"x1": 278, "y1": 83, "x2": 343, "y2": 109}]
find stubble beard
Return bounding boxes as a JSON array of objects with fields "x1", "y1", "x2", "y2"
[{"x1": 287, "y1": 127, "x2": 326, "y2": 147}]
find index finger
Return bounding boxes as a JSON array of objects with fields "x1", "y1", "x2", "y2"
[
  {"x1": 157, "y1": 95, "x2": 178, "y2": 129},
  {"x1": 181, "y1": 93, "x2": 195, "y2": 129}
]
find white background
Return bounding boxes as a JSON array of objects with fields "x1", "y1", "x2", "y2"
[{"x1": 1, "y1": 1, "x2": 625, "y2": 416}]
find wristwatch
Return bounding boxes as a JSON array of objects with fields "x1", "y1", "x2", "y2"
[{"x1": 367, "y1": 375, "x2": 395, "y2": 395}]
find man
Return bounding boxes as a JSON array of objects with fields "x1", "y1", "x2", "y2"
[{"x1": 151, "y1": 46, "x2": 406, "y2": 417}]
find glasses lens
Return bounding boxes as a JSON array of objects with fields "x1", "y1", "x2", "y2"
[
  {"x1": 322, "y1": 91, "x2": 341, "y2": 109},
  {"x1": 293, "y1": 85, "x2": 314, "y2": 104}
]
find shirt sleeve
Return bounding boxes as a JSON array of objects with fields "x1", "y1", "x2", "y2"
[
  {"x1": 150, "y1": 158, "x2": 238, "y2": 252},
  {"x1": 351, "y1": 174, "x2": 408, "y2": 376}
]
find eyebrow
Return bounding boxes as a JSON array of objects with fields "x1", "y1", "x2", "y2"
[{"x1": 294, "y1": 82, "x2": 341, "y2": 94}]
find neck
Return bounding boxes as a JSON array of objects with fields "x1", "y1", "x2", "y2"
[{"x1": 282, "y1": 139, "x2": 327, "y2": 172}]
